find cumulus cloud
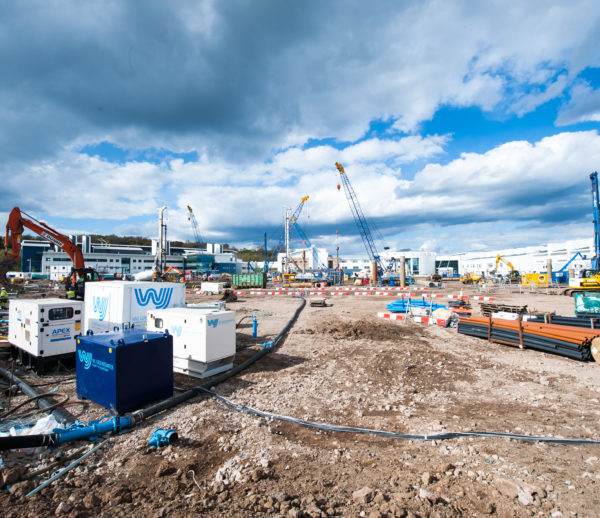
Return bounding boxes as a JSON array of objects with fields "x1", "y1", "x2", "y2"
[
  {"x1": 2, "y1": 152, "x2": 163, "y2": 219},
  {"x1": 1, "y1": 0, "x2": 599, "y2": 163},
  {"x1": 2, "y1": 1, "x2": 600, "y2": 255},
  {"x1": 556, "y1": 82, "x2": 600, "y2": 125}
]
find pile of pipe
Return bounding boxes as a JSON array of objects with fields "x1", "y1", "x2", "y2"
[
  {"x1": 528, "y1": 314, "x2": 600, "y2": 329},
  {"x1": 386, "y1": 299, "x2": 447, "y2": 312},
  {"x1": 457, "y1": 315, "x2": 595, "y2": 361}
]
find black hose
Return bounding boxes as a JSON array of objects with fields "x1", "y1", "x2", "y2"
[
  {"x1": 1, "y1": 392, "x2": 70, "y2": 420},
  {"x1": 0, "y1": 299, "x2": 306, "y2": 451},
  {"x1": 0, "y1": 433, "x2": 58, "y2": 450},
  {"x1": 236, "y1": 315, "x2": 254, "y2": 328},
  {"x1": 129, "y1": 297, "x2": 306, "y2": 424},
  {"x1": 199, "y1": 387, "x2": 600, "y2": 446},
  {"x1": 0, "y1": 366, "x2": 73, "y2": 425}
]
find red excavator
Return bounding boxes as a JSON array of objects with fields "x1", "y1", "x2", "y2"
[{"x1": 5, "y1": 207, "x2": 101, "y2": 300}]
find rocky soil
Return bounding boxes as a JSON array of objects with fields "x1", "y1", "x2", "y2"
[{"x1": 1, "y1": 280, "x2": 600, "y2": 517}]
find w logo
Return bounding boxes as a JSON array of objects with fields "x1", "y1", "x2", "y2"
[
  {"x1": 207, "y1": 318, "x2": 218, "y2": 328},
  {"x1": 171, "y1": 325, "x2": 183, "y2": 337},
  {"x1": 92, "y1": 297, "x2": 109, "y2": 321},
  {"x1": 134, "y1": 288, "x2": 173, "y2": 309},
  {"x1": 78, "y1": 350, "x2": 93, "y2": 370}
]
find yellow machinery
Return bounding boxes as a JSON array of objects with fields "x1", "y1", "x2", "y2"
[
  {"x1": 460, "y1": 273, "x2": 483, "y2": 284},
  {"x1": 282, "y1": 273, "x2": 296, "y2": 287},
  {"x1": 521, "y1": 273, "x2": 549, "y2": 288},
  {"x1": 494, "y1": 255, "x2": 521, "y2": 283},
  {"x1": 564, "y1": 269, "x2": 600, "y2": 295}
]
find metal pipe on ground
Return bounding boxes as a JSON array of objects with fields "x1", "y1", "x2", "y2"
[
  {"x1": 0, "y1": 366, "x2": 73, "y2": 426},
  {"x1": 457, "y1": 318, "x2": 594, "y2": 361}
]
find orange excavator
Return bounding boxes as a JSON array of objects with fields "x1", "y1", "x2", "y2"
[{"x1": 5, "y1": 207, "x2": 101, "y2": 300}]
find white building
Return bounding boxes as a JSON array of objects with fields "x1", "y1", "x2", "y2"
[
  {"x1": 448, "y1": 238, "x2": 593, "y2": 277},
  {"x1": 339, "y1": 250, "x2": 437, "y2": 277},
  {"x1": 276, "y1": 246, "x2": 329, "y2": 272},
  {"x1": 31, "y1": 238, "x2": 240, "y2": 281}
]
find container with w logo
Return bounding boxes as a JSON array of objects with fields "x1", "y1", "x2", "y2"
[
  {"x1": 147, "y1": 307, "x2": 236, "y2": 379},
  {"x1": 76, "y1": 328, "x2": 173, "y2": 414},
  {"x1": 84, "y1": 281, "x2": 185, "y2": 334}
]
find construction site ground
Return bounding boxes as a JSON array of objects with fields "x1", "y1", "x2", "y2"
[{"x1": 2, "y1": 280, "x2": 600, "y2": 517}]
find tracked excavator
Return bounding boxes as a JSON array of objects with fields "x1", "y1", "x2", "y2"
[
  {"x1": 5, "y1": 207, "x2": 101, "y2": 300},
  {"x1": 492, "y1": 255, "x2": 521, "y2": 283}
]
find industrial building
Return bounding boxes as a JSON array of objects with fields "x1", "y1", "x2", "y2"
[
  {"x1": 20, "y1": 236, "x2": 594, "y2": 281},
  {"x1": 442, "y1": 238, "x2": 593, "y2": 278},
  {"x1": 337, "y1": 250, "x2": 437, "y2": 278},
  {"x1": 19, "y1": 237, "x2": 241, "y2": 280}
]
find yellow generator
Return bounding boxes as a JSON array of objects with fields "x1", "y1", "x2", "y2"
[{"x1": 521, "y1": 273, "x2": 549, "y2": 288}]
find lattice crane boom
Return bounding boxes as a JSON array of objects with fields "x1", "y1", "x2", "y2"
[
  {"x1": 334, "y1": 162, "x2": 384, "y2": 273},
  {"x1": 186, "y1": 205, "x2": 204, "y2": 250},
  {"x1": 290, "y1": 219, "x2": 322, "y2": 270}
]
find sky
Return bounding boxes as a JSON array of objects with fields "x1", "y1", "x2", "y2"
[{"x1": 2, "y1": 1, "x2": 600, "y2": 257}]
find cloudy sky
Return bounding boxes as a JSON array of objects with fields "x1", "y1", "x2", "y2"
[{"x1": 2, "y1": 1, "x2": 600, "y2": 256}]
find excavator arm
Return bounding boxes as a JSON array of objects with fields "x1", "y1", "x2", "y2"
[
  {"x1": 4, "y1": 207, "x2": 100, "y2": 299},
  {"x1": 5, "y1": 207, "x2": 86, "y2": 269},
  {"x1": 494, "y1": 254, "x2": 521, "y2": 282}
]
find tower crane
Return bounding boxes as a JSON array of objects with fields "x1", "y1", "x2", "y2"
[
  {"x1": 186, "y1": 205, "x2": 204, "y2": 250},
  {"x1": 334, "y1": 162, "x2": 385, "y2": 276}
]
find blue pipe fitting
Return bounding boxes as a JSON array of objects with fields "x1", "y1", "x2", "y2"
[
  {"x1": 261, "y1": 341, "x2": 274, "y2": 350},
  {"x1": 252, "y1": 316, "x2": 258, "y2": 338},
  {"x1": 54, "y1": 416, "x2": 132, "y2": 445},
  {"x1": 147, "y1": 428, "x2": 178, "y2": 448}
]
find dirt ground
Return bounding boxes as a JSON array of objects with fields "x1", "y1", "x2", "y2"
[{"x1": 1, "y1": 280, "x2": 600, "y2": 517}]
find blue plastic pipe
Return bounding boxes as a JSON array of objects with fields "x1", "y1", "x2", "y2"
[
  {"x1": 55, "y1": 416, "x2": 132, "y2": 445},
  {"x1": 252, "y1": 315, "x2": 258, "y2": 338}
]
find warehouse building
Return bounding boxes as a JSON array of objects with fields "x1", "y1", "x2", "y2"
[
  {"x1": 442, "y1": 238, "x2": 592, "y2": 277},
  {"x1": 20, "y1": 237, "x2": 241, "y2": 280}
]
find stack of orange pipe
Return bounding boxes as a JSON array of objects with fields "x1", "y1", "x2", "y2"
[
  {"x1": 461, "y1": 316, "x2": 600, "y2": 345},
  {"x1": 457, "y1": 315, "x2": 599, "y2": 362}
]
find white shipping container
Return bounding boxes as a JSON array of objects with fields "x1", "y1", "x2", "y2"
[
  {"x1": 84, "y1": 281, "x2": 185, "y2": 334},
  {"x1": 147, "y1": 307, "x2": 235, "y2": 378},
  {"x1": 8, "y1": 298, "x2": 84, "y2": 357}
]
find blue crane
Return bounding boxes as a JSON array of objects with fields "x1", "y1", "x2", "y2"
[
  {"x1": 591, "y1": 171, "x2": 600, "y2": 270},
  {"x1": 186, "y1": 205, "x2": 204, "y2": 250},
  {"x1": 334, "y1": 162, "x2": 385, "y2": 274},
  {"x1": 290, "y1": 218, "x2": 324, "y2": 270},
  {"x1": 262, "y1": 196, "x2": 309, "y2": 273},
  {"x1": 558, "y1": 252, "x2": 585, "y2": 273}
]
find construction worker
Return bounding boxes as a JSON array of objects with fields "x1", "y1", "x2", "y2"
[
  {"x1": 0, "y1": 286, "x2": 8, "y2": 310},
  {"x1": 66, "y1": 287, "x2": 76, "y2": 299}
]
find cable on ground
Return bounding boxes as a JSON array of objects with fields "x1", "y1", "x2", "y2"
[{"x1": 197, "y1": 386, "x2": 600, "y2": 446}]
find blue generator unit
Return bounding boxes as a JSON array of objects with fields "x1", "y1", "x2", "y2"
[{"x1": 76, "y1": 329, "x2": 173, "y2": 414}]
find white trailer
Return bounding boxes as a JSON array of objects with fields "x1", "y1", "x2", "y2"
[
  {"x1": 84, "y1": 281, "x2": 185, "y2": 334},
  {"x1": 147, "y1": 307, "x2": 235, "y2": 378},
  {"x1": 8, "y1": 298, "x2": 84, "y2": 373}
]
